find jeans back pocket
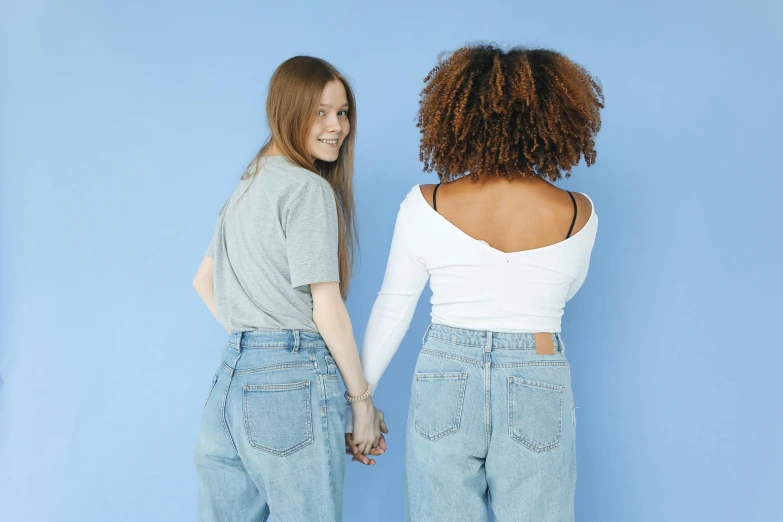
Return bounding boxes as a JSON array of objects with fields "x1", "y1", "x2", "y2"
[
  {"x1": 414, "y1": 372, "x2": 468, "y2": 442},
  {"x1": 243, "y1": 380, "x2": 313, "y2": 457},
  {"x1": 508, "y1": 377, "x2": 565, "y2": 452}
]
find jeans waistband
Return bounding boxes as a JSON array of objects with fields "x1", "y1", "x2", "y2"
[
  {"x1": 423, "y1": 323, "x2": 565, "y2": 353},
  {"x1": 228, "y1": 330, "x2": 327, "y2": 352}
]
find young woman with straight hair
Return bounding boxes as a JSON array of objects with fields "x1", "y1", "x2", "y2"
[
  {"x1": 346, "y1": 44, "x2": 604, "y2": 521},
  {"x1": 192, "y1": 56, "x2": 386, "y2": 522}
]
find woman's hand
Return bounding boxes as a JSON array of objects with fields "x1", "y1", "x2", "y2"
[
  {"x1": 350, "y1": 400, "x2": 381, "y2": 455},
  {"x1": 345, "y1": 404, "x2": 389, "y2": 465}
]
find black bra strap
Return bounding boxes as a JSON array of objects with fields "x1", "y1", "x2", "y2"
[
  {"x1": 432, "y1": 183, "x2": 441, "y2": 213},
  {"x1": 566, "y1": 191, "x2": 577, "y2": 239}
]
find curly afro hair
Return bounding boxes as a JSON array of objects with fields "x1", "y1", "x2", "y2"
[{"x1": 417, "y1": 44, "x2": 604, "y2": 182}]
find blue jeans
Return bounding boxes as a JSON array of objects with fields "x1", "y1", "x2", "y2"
[
  {"x1": 406, "y1": 324, "x2": 577, "y2": 521},
  {"x1": 193, "y1": 330, "x2": 345, "y2": 522}
]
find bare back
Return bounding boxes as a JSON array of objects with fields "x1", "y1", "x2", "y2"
[{"x1": 420, "y1": 176, "x2": 593, "y2": 254}]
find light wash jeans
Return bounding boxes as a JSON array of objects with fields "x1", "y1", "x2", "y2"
[
  {"x1": 406, "y1": 324, "x2": 577, "y2": 521},
  {"x1": 193, "y1": 330, "x2": 345, "y2": 522}
]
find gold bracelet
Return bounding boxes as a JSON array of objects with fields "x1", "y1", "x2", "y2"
[{"x1": 344, "y1": 383, "x2": 372, "y2": 403}]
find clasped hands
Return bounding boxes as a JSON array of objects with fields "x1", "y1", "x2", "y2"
[{"x1": 344, "y1": 400, "x2": 389, "y2": 466}]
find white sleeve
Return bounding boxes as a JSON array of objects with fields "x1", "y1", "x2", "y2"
[{"x1": 344, "y1": 206, "x2": 430, "y2": 432}]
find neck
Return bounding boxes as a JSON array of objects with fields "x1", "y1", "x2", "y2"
[{"x1": 264, "y1": 142, "x2": 283, "y2": 156}]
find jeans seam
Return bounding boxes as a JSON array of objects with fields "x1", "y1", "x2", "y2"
[
  {"x1": 318, "y1": 373, "x2": 328, "y2": 416},
  {"x1": 420, "y1": 349, "x2": 483, "y2": 366},
  {"x1": 428, "y1": 334, "x2": 540, "y2": 350},
  {"x1": 492, "y1": 361, "x2": 570, "y2": 368},
  {"x1": 509, "y1": 377, "x2": 566, "y2": 392},
  {"x1": 421, "y1": 323, "x2": 433, "y2": 345},
  {"x1": 221, "y1": 354, "x2": 241, "y2": 454},
  {"x1": 233, "y1": 362, "x2": 316, "y2": 376},
  {"x1": 318, "y1": 374, "x2": 338, "y2": 517},
  {"x1": 428, "y1": 335, "x2": 484, "y2": 347},
  {"x1": 203, "y1": 375, "x2": 218, "y2": 410},
  {"x1": 484, "y1": 361, "x2": 491, "y2": 448}
]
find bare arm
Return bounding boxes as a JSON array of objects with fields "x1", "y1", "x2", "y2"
[
  {"x1": 311, "y1": 282, "x2": 366, "y2": 396},
  {"x1": 310, "y1": 281, "x2": 381, "y2": 455},
  {"x1": 192, "y1": 256, "x2": 229, "y2": 333}
]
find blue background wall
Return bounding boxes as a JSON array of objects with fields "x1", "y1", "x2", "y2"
[{"x1": 1, "y1": 1, "x2": 781, "y2": 520}]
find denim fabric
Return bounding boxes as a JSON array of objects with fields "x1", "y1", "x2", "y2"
[
  {"x1": 406, "y1": 324, "x2": 577, "y2": 522},
  {"x1": 193, "y1": 330, "x2": 345, "y2": 522}
]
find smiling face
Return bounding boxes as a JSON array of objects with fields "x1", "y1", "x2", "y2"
[{"x1": 306, "y1": 79, "x2": 351, "y2": 163}]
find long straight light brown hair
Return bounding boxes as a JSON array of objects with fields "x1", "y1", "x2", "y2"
[{"x1": 243, "y1": 56, "x2": 358, "y2": 299}]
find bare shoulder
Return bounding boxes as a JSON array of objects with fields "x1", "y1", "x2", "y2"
[
  {"x1": 569, "y1": 191, "x2": 594, "y2": 234},
  {"x1": 419, "y1": 184, "x2": 438, "y2": 209}
]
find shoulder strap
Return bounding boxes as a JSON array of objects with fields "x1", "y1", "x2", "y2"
[
  {"x1": 432, "y1": 183, "x2": 441, "y2": 213},
  {"x1": 566, "y1": 191, "x2": 577, "y2": 239}
]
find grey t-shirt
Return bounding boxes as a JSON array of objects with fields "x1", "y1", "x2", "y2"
[{"x1": 205, "y1": 155, "x2": 340, "y2": 333}]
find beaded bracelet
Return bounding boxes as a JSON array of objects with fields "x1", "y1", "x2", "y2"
[{"x1": 344, "y1": 383, "x2": 373, "y2": 403}]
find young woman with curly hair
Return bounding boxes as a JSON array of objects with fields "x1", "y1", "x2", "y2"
[{"x1": 346, "y1": 44, "x2": 604, "y2": 521}]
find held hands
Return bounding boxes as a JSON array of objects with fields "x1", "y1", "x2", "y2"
[{"x1": 344, "y1": 401, "x2": 388, "y2": 466}]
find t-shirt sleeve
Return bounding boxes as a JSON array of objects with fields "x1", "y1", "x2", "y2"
[
  {"x1": 205, "y1": 199, "x2": 229, "y2": 259},
  {"x1": 284, "y1": 183, "x2": 340, "y2": 288}
]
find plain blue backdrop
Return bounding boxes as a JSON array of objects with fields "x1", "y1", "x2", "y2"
[{"x1": 1, "y1": 1, "x2": 781, "y2": 521}]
